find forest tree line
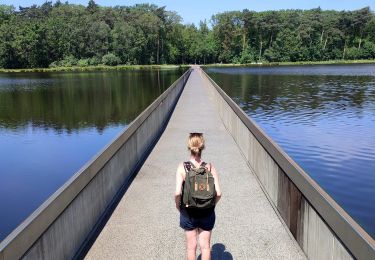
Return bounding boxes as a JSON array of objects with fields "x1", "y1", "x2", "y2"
[{"x1": 0, "y1": 0, "x2": 375, "y2": 69}]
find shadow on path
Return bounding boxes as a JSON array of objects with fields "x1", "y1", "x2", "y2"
[{"x1": 198, "y1": 243, "x2": 233, "y2": 260}]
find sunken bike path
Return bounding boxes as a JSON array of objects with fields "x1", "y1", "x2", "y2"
[{"x1": 85, "y1": 67, "x2": 306, "y2": 259}]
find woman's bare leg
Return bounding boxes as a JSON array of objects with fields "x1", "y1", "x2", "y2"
[
  {"x1": 198, "y1": 228, "x2": 212, "y2": 260},
  {"x1": 185, "y1": 229, "x2": 198, "y2": 260}
]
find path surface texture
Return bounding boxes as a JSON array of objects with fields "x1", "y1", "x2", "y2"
[{"x1": 85, "y1": 68, "x2": 306, "y2": 259}]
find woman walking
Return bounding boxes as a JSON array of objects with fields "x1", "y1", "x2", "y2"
[{"x1": 175, "y1": 133, "x2": 222, "y2": 260}]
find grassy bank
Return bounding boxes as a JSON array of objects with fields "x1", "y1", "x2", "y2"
[
  {"x1": 1, "y1": 59, "x2": 374, "y2": 73},
  {"x1": 0, "y1": 64, "x2": 188, "y2": 73},
  {"x1": 202, "y1": 59, "x2": 375, "y2": 67}
]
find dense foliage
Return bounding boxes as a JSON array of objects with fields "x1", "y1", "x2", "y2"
[{"x1": 0, "y1": 1, "x2": 374, "y2": 68}]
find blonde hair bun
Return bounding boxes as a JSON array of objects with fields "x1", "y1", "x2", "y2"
[{"x1": 188, "y1": 133, "x2": 205, "y2": 155}]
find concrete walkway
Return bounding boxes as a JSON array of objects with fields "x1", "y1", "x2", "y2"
[{"x1": 85, "y1": 68, "x2": 306, "y2": 259}]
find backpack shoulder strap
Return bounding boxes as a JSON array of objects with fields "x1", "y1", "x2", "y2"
[
  {"x1": 201, "y1": 162, "x2": 207, "y2": 168},
  {"x1": 202, "y1": 162, "x2": 211, "y2": 172},
  {"x1": 183, "y1": 161, "x2": 193, "y2": 173}
]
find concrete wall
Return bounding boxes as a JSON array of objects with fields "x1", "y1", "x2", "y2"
[
  {"x1": 201, "y1": 69, "x2": 375, "y2": 260},
  {"x1": 0, "y1": 69, "x2": 191, "y2": 260}
]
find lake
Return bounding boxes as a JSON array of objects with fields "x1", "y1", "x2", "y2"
[
  {"x1": 205, "y1": 64, "x2": 375, "y2": 239},
  {"x1": 0, "y1": 69, "x2": 184, "y2": 241}
]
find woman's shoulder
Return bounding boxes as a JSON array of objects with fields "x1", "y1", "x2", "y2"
[
  {"x1": 204, "y1": 161, "x2": 215, "y2": 169},
  {"x1": 177, "y1": 162, "x2": 186, "y2": 173},
  {"x1": 206, "y1": 162, "x2": 218, "y2": 176}
]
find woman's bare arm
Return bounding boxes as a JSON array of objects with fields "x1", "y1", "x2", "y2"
[
  {"x1": 175, "y1": 163, "x2": 185, "y2": 210},
  {"x1": 210, "y1": 163, "x2": 222, "y2": 204}
]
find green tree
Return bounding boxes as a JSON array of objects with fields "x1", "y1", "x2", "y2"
[
  {"x1": 265, "y1": 29, "x2": 304, "y2": 62},
  {"x1": 212, "y1": 11, "x2": 243, "y2": 62},
  {"x1": 0, "y1": 3, "x2": 374, "y2": 68},
  {"x1": 102, "y1": 53, "x2": 121, "y2": 65},
  {"x1": 86, "y1": 0, "x2": 99, "y2": 14}
]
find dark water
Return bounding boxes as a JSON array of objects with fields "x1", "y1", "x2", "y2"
[
  {"x1": 0, "y1": 69, "x2": 183, "y2": 241},
  {"x1": 205, "y1": 64, "x2": 375, "y2": 239}
]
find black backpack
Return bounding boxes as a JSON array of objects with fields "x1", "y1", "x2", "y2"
[{"x1": 181, "y1": 161, "x2": 216, "y2": 209}]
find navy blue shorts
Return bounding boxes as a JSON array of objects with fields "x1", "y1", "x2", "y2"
[{"x1": 180, "y1": 208, "x2": 216, "y2": 231}]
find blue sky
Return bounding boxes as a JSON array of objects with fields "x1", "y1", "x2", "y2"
[{"x1": 2, "y1": 0, "x2": 374, "y2": 25}]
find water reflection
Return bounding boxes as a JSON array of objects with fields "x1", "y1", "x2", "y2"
[
  {"x1": 206, "y1": 65, "x2": 375, "y2": 239},
  {"x1": 0, "y1": 70, "x2": 182, "y2": 132},
  {"x1": 215, "y1": 73, "x2": 375, "y2": 115}
]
